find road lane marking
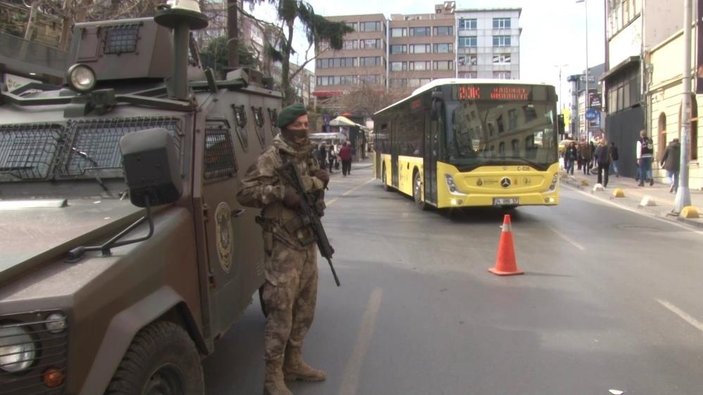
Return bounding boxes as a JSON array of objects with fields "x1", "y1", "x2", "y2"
[
  {"x1": 339, "y1": 287, "x2": 383, "y2": 395},
  {"x1": 327, "y1": 178, "x2": 376, "y2": 207},
  {"x1": 656, "y1": 299, "x2": 703, "y2": 332},
  {"x1": 547, "y1": 225, "x2": 585, "y2": 251}
]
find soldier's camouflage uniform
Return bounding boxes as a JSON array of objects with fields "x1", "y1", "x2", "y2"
[{"x1": 236, "y1": 133, "x2": 325, "y2": 363}]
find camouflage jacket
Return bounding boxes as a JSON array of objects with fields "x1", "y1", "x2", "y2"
[{"x1": 236, "y1": 134, "x2": 325, "y2": 249}]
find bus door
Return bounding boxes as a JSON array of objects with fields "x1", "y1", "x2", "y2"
[
  {"x1": 424, "y1": 114, "x2": 439, "y2": 205},
  {"x1": 391, "y1": 117, "x2": 399, "y2": 188}
]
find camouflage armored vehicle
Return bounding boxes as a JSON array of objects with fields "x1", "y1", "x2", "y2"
[{"x1": 0, "y1": 1, "x2": 280, "y2": 393}]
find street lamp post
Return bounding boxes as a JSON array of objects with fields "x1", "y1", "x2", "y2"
[
  {"x1": 674, "y1": 0, "x2": 693, "y2": 213},
  {"x1": 576, "y1": 0, "x2": 589, "y2": 141}
]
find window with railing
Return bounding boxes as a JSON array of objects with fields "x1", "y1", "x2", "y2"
[
  {"x1": 390, "y1": 44, "x2": 407, "y2": 54},
  {"x1": 391, "y1": 27, "x2": 407, "y2": 37},
  {"x1": 433, "y1": 43, "x2": 453, "y2": 53},
  {"x1": 360, "y1": 39, "x2": 381, "y2": 49},
  {"x1": 458, "y1": 36, "x2": 477, "y2": 48},
  {"x1": 492, "y1": 18, "x2": 511, "y2": 29},
  {"x1": 492, "y1": 35, "x2": 511, "y2": 47},
  {"x1": 409, "y1": 27, "x2": 430, "y2": 36},
  {"x1": 409, "y1": 44, "x2": 430, "y2": 54},
  {"x1": 434, "y1": 26, "x2": 453, "y2": 36},
  {"x1": 459, "y1": 18, "x2": 477, "y2": 30},
  {"x1": 359, "y1": 21, "x2": 381, "y2": 32}
]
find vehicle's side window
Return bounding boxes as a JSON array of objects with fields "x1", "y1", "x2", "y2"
[
  {"x1": 251, "y1": 106, "x2": 266, "y2": 148},
  {"x1": 204, "y1": 120, "x2": 237, "y2": 180},
  {"x1": 231, "y1": 104, "x2": 248, "y2": 151},
  {"x1": 268, "y1": 108, "x2": 279, "y2": 137}
]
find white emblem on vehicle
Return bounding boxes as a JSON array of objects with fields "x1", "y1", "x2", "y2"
[
  {"x1": 500, "y1": 177, "x2": 511, "y2": 188},
  {"x1": 215, "y1": 202, "x2": 233, "y2": 273}
]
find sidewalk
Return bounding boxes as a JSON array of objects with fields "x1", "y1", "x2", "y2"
[{"x1": 560, "y1": 169, "x2": 703, "y2": 228}]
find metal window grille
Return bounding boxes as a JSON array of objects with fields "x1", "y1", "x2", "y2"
[
  {"x1": 0, "y1": 123, "x2": 64, "y2": 180},
  {"x1": 103, "y1": 24, "x2": 140, "y2": 55},
  {"x1": 204, "y1": 121, "x2": 236, "y2": 180}
]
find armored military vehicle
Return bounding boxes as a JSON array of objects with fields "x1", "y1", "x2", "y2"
[{"x1": 0, "y1": 1, "x2": 281, "y2": 393}]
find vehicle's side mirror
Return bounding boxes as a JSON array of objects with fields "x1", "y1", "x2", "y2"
[{"x1": 119, "y1": 128, "x2": 182, "y2": 207}]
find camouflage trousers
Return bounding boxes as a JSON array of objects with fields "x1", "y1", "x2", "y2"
[{"x1": 261, "y1": 239, "x2": 319, "y2": 361}]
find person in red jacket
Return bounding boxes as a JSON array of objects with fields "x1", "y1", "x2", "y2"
[{"x1": 338, "y1": 141, "x2": 353, "y2": 176}]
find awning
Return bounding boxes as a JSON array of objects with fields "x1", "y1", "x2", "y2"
[
  {"x1": 600, "y1": 56, "x2": 640, "y2": 82},
  {"x1": 329, "y1": 115, "x2": 358, "y2": 127}
]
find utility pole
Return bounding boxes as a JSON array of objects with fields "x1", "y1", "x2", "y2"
[
  {"x1": 674, "y1": 0, "x2": 693, "y2": 213},
  {"x1": 576, "y1": 0, "x2": 589, "y2": 140}
]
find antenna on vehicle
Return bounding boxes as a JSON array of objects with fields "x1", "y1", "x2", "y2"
[{"x1": 154, "y1": 0, "x2": 208, "y2": 101}]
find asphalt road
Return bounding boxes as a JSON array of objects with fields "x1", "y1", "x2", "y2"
[{"x1": 203, "y1": 165, "x2": 703, "y2": 395}]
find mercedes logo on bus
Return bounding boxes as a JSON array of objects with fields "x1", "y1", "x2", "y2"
[{"x1": 500, "y1": 177, "x2": 511, "y2": 188}]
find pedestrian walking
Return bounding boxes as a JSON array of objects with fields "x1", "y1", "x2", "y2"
[
  {"x1": 636, "y1": 129, "x2": 654, "y2": 186},
  {"x1": 236, "y1": 103, "x2": 329, "y2": 395},
  {"x1": 578, "y1": 138, "x2": 592, "y2": 175},
  {"x1": 339, "y1": 141, "x2": 352, "y2": 176},
  {"x1": 660, "y1": 138, "x2": 681, "y2": 193},
  {"x1": 609, "y1": 142, "x2": 620, "y2": 177},
  {"x1": 565, "y1": 142, "x2": 578, "y2": 175},
  {"x1": 594, "y1": 137, "x2": 612, "y2": 187}
]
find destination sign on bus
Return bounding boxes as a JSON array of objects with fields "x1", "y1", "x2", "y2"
[{"x1": 453, "y1": 85, "x2": 532, "y2": 101}]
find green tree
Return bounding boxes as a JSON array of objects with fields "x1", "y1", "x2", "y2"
[
  {"x1": 201, "y1": 36, "x2": 260, "y2": 78},
  {"x1": 244, "y1": 0, "x2": 353, "y2": 105}
]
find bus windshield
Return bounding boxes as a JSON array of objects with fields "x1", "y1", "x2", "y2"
[{"x1": 444, "y1": 95, "x2": 558, "y2": 171}]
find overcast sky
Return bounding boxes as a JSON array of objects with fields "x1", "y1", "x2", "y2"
[{"x1": 253, "y1": 0, "x2": 605, "y2": 107}]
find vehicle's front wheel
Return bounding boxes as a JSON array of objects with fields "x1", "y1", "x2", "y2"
[
  {"x1": 413, "y1": 171, "x2": 427, "y2": 211},
  {"x1": 105, "y1": 321, "x2": 203, "y2": 395}
]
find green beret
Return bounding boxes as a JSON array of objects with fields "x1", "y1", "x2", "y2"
[{"x1": 277, "y1": 103, "x2": 307, "y2": 128}]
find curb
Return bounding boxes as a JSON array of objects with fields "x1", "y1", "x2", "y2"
[{"x1": 561, "y1": 175, "x2": 703, "y2": 229}]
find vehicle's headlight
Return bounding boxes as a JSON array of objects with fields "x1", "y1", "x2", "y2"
[
  {"x1": 0, "y1": 325, "x2": 37, "y2": 373},
  {"x1": 45, "y1": 313, "x2": 67, "y2": 334},
  {"x1": 66, "y1": 64, "x2": 96, "y2": 93},
  {"x1": 445, "y1": 174, "x2": 459, "y2": 193},
  {"x1": 549, "y1": 173, "x2": 559, "y2": 191}
]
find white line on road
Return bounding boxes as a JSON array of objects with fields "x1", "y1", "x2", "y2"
[
  {"x1": 656, "y1": 299, "x2": 703, "y2": 333},
  {"x1": 338, "y1": 287, "x2": 383, "y2": 395},
  {"x1": 327, "y1": 178, "x2": 376, "y2": 207},
  {"x1": 547, "y1": 225, "x2": 586, "y2": 251}
]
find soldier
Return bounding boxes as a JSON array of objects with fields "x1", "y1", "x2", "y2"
[{"x1": 237, "y1": 103, "x2": 330, "y2": 395}]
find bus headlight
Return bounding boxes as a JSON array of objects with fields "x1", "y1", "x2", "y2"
[
  {"x1": 0, "y1": 325, "x2": 37, "y2": 373},
  {"x1": 548, "y1": 174, "x2": 558, "y2": 191},
  {"x1": 445, "y1": 174, "x2": 458, "y2": 193}
]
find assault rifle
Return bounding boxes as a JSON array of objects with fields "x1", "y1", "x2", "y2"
[{"x1": 277, "y1": 161, "x2": 340, "y2": 286}]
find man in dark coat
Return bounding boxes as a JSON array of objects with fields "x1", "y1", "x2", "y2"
[{"x1": 660, "y1": 138, "x2": 681, "y2": 193}]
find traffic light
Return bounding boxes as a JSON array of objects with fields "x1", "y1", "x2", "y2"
[{"x1": 557, "y1": 114, "x2": 565, "y2": 135}]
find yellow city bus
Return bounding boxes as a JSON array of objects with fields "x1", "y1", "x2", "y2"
[{"x1": 373, "y1": 78, "x2": 560, "y2": 210}]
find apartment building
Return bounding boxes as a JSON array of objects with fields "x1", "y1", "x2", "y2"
[
  {"x1": 455, "y1": 8, "x2": 521, "y2": 80},
  {"x1": 313, "y1": 3, "x2": 522, "y2": 100},
  {"x1": 313, "y1": 13, "x2": 388, "y2": 99},
  {"x1": 387, "y1": 3, "x2": 456, "y2": 91}
]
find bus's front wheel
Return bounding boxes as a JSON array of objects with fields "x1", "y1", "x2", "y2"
[{"x1": 413, "y1": 171, "x2": 427, "y2": 211}]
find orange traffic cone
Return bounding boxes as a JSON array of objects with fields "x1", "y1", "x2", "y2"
[{"x1": 489, "y1": 214, "x2": 524, "y2": 276}]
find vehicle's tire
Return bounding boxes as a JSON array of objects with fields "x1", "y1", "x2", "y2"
[
  {"x1": 259, "y1": 285, "x2": 269, "y2": 317},
  {"x1": 382, "y1": 164, "x2": 392, "y2": 191},
  {"x1": 413, "y1": 171, "x2": 427, "y2": 211},
  {"x1": 105, "y1": 321, "x2": 203, "y2": 395}
]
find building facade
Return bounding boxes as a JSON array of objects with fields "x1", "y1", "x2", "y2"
[
  {"x1": 454, "y1": 8, "x2": 521, "y2": 79},
  {"x1": 603, "y1": 0, "x2": 701, "y2": 188},
  {"x1": 313, "y1": 13, "x2": 388, "y2": 100},
  {"x1": 313, "y1": 2, "x2": 522, "y2": 99}
]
